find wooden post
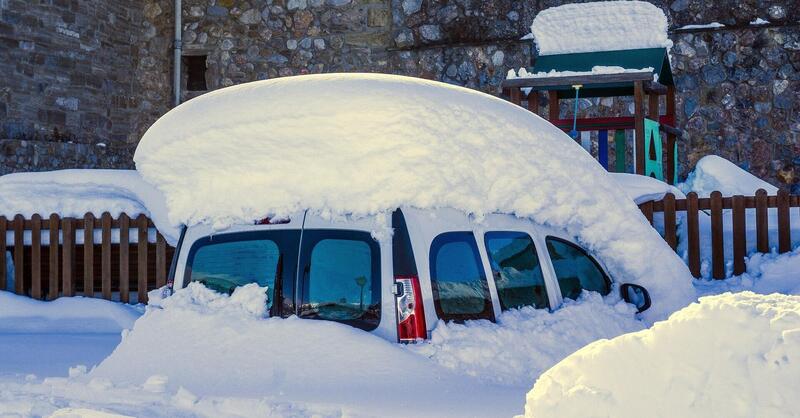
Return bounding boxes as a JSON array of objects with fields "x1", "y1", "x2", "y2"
[
  {"x1": 777, "y1": 190, "x2": 791, "y2": 254},
  {"x1": 527, "y1": 91, "x2": 540, "y2": 115},
  {"x1": 509, "y1": 87, "x2": 521, "y2": 106},
  {"x1": 31, "y1": 214, "x2": 42, "y2": 299},
  {"x1": 13, "y1": 215, "x2": 24, "y2": 295},
  {"x1": 731, "y1": 195, "x2": 746, "y2": 276},
  {"x1": 666, "y1": 85, "x2": 677, "y2": 184},
  {"x1": 686, "y1": 192, "x2": 700, "y2": 278},
  {"x1": 663, "y1": 193, "x2": 677, "y2": 250},
  {"x1": 83, "y1": 213, "x2": 95, "y2": 297},
  {"x1": 640, "y1": 201, "x2": 654, "y2": 225},
  {"x1": 548, "y1": 91, "x2": 559, "y2": 121},
  {"x1": 156, "y1": 233, "x2": 167, "y2": 289},
  {"x1": 0, "y1": 216, "x2": 6, "y2": 291},
  {"x1": 119, "y1": 213, "x2": 130, "y2": 304},
  {"x1": 48, "y1": 214, "x2": 60, "y2": 300},
  {"x1": 62, "y1": 218, "x2": 74, "y2": 297},
  {"x1": 634, "y1": 81, "x2": 645, "y2": 175},
  {"x1": 137, "y1": 215, "x2": 148, "y2": 304},
  {"x1": 710, "y1": 191, "x2": 724, "y2": 279},
  {"x1": 755, "y1": 189, "x2": 769, "y2": 253},
  {"x1": 101, "y1": 212, "x2": 112, "y2": 300}
]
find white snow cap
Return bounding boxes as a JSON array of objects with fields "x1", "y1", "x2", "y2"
[
  {"x1": 531, "y1": 1, "x2": 673, "y2": 56},
  {"x1": 522, "y1": 292, "x2": 800, "y2": 418},
  {"x1": 135, "y1": 73, "x2": 693, "y2": 322}
]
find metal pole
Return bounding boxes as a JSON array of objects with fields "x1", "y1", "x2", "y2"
[{"x1": 173, "y1": 0, "x2": 182, "y2": 107}]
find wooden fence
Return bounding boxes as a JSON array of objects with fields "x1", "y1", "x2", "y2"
[
  {"x1": 639, "y1": 189, "x2": 799, "y2": 279},
  {"x1": 0, "y1": 213, "x2": 174, "y2": 304}
]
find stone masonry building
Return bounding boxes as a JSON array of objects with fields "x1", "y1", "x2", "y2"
[{"x1": 1, "y1": 0, "x2": 799, "y2": 191}]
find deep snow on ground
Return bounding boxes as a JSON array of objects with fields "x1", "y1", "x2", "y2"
[
  {"x1": 695, "y1": 248, "x2": 800, "y2": 296},
  {"x1": 0, "y1": 292, "x2": 141, "y2": 378},
  {"x1": 522, "y1": 292, "x2": 800, "y2": 418},
  {"x1": 135, "y1": 73, "x2": 693, "y2": 323},
  {"x1": 529, "y1": 1, "x2": 672, "y2": 56},
  {"x1": 0, "y1": 169, "x2": 178, "y2": 244}
]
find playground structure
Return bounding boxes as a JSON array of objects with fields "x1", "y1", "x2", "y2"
[{"x1": 502, "y1": 47, "x2": 683, "y2": 184}]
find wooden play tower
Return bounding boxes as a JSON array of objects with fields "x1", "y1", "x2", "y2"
[{"x1": 502, "y1": 47, "x2": 682, "y2": 185}]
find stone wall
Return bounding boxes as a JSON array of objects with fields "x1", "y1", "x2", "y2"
[{"x1": 1, "y1": 0, "x2": 798, "y2": 191}]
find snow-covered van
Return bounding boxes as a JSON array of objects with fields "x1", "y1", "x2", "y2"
[{"x1": 167, "y1": 207, "x2": 651, "y2": 343}]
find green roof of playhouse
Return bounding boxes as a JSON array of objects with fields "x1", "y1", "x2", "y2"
[{"x1": 530, "y1": 48, "x2": 673, "y2": 98}]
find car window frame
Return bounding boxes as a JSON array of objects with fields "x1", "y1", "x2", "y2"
[
  {"x1": 183, "y1": 230, "x2": 301, "y2": 317},
  {"x1": 483, "y1": 230, "x2": 551, "y2": 311},
  {"x1": 297, "y1": 229, "x2": 382, "y2": 332},
  {"x1": 544, "y1": 236, "x2": 612, "y2": 299},
  {"x1": 429, "y1": 231, "x2": 496, "y2": 323}
]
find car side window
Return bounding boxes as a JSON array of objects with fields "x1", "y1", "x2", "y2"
[
  {"x1": 545, "y1": 237, "x2": 610, "y2": 300},
  {"x1": 185, "y1": 230, "x2": 301, "y2": 315},
  {"x1": 429, "y1": 232, "x2": 494, "y2": 323},
  {"x1": 484, "y1": 231, "x2": 549, "y2": 310},
  {"x1": 298, "y1": 230, "x2": 381, "y2": 331}
]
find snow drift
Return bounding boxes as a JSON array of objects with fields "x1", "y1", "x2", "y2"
[
  {"x1": 522, "y1": 292, "x2": 800, "y2": 418},
  {"x1": 530, "y1": 1, "x2": 672, "y2": 56},
  {"x1": 0, "y1": 170, "x2": 178, "y2": 244},
  {"x1": 680, "y1": 155, "x2": 778, "y2": 197},
  {"x1": 135, "y1": 73, "x2": 693, "y2": 322}
]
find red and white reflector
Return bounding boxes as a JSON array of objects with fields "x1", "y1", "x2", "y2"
[{"x1": 394, "y1": 276, "x2": 427, "y2": 343}]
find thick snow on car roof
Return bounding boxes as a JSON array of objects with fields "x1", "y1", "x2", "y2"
[{"x1": 134, "y1": 72, "x2": 692, "y2": 322}]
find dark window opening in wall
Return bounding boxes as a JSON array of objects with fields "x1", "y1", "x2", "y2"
[{"x1": 184, "y1": 55, "x2": 208, "y2": 91}]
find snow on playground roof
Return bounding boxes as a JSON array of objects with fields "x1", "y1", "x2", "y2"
[
  {"x1": 0, "y1": 170, "x2": 178, "y2": 244},
  {"x1": 135, "y1": 73, "x2": 693, "y2": 322},
  {"x1": 530, "y1": 1, "x2": 672, "y2": 56}
]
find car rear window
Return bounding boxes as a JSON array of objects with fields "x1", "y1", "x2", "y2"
[
  {"x1": 484, "y1": 231, "x2": 549, "y2": 310},
  {"x1": 298, "y1": 230, "x2": 381, "y2": 331},
  {"x1": 429, "y1": 232, "x2": 494, "y2": 322},
  {"x1": 545, "y1": 237, "x2": 610, "y2": 300},
  {"x1": 184, "y1": 230, "x2": 300, "y2": 315}
]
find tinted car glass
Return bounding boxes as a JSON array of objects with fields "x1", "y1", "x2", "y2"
[
  {"x1": 185, "y1": 230, "x2": 300, "y2": 316},
  {"x1": 299, "y1": 230, "x2": 381, "y2": 331},
  {"x1": 484, "y1": 231, "x2": 549, "y2": 310},
  {"x1": 429, "y1": 232, "x2": 494, "y2": 322},
  {"x1": 545, "y1": 237, "x2": 610, "y2": 300}
]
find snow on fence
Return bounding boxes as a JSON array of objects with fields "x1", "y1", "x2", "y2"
[
  {"x1": 0, "y1": 213, "x2": 174, "y2": 304},
  {"x1": 639, "y1": 189, "x2": 799, "y2": 279}
]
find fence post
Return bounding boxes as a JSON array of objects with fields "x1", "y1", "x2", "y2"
[
  {"x1": 101, "y1": 212, "x2": 112, "y2": 300},
  {"x1": 777, "y1": 190, "x2": 791, "y2": 254},
  {"x1": 731, "y1": 195, "x2": 746, "y2": 276},
  {"x1": 137, "y1": 214, "x2": 149, "y2": 304},
  {"x1": 663, "y1": 193, "x2": 677, "y2": 250},
  {"x1": 710, "y1": 191, "x2": 724, "y2": 279},
  {"x1": 686, "y1": 192, "x2": 700, "y2": 278},
  {"x1": 156, "y1": 233, "x2": 167, "y2": 289},
  {"x1": 31, "y1": 214, "x2": 42, "y2": 299},
  {"x1": 119, "y1": 213, "x2": 130, "y2": 304},
  {"x1": 13, "y1": 215, "x2": 24, "y2": 295},
  {"x1": 640, "y1": 201, "x2": 654, "y2": 225},
  {"x1": 48, "y1": 214, "x2": 60, "y2": 300},
  {"x1": 0, "y1": 216, "x2": 6, "y2": 291},
  {"x1": 83, "y1": 213, "x2": 95, "y2": 297},
  {"x1": 62, "y1": 218, "x2": 74, "y2": 297},
  {"x1": 755, "y1": 189, "x2": 769, "y2": 253}
]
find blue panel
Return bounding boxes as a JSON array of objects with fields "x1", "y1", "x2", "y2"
[{"x1": 598, "y1": 130, "x2": 609, "y2": 170}]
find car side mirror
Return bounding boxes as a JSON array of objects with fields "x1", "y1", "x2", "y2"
[{"x1": 620, "y1": 283, "x2": 651, "y2": 313}]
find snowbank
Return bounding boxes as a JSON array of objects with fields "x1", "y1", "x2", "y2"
[
  {"x1": 679, "y1": 155, "x2": 778, "y2": 197},
  {"x1": 522, "y1": 292, "x2": 800, "y2": 418},
  {"x1": 0, "y1": 291, "x2": 141, "y2": 334},
  {"x1": 695, "y1": 248, "x2": 800, "y2": 296},
  {"x1": 530, "y1": 1, "x2": 672, "y2": 56},
  {"x1": 90, "y1": 283, "x2": 522, "y2": 417},
  {"x1": 0, "y1": 170, "x2": 178, "y2": 244},
  {"x1": 408, "y1": 292, "x2": 645, "y2": 387},
  {"x1": 135, "y1": 73, "x2": 693, "y2": 322}
]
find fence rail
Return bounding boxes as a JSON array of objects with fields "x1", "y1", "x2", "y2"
[
  {"x1": 0, "y1": 212, "x2": 174, "y2": 304},
  {"x1": 639, "y1": 189, "x2": 799, "y2": 279}
]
